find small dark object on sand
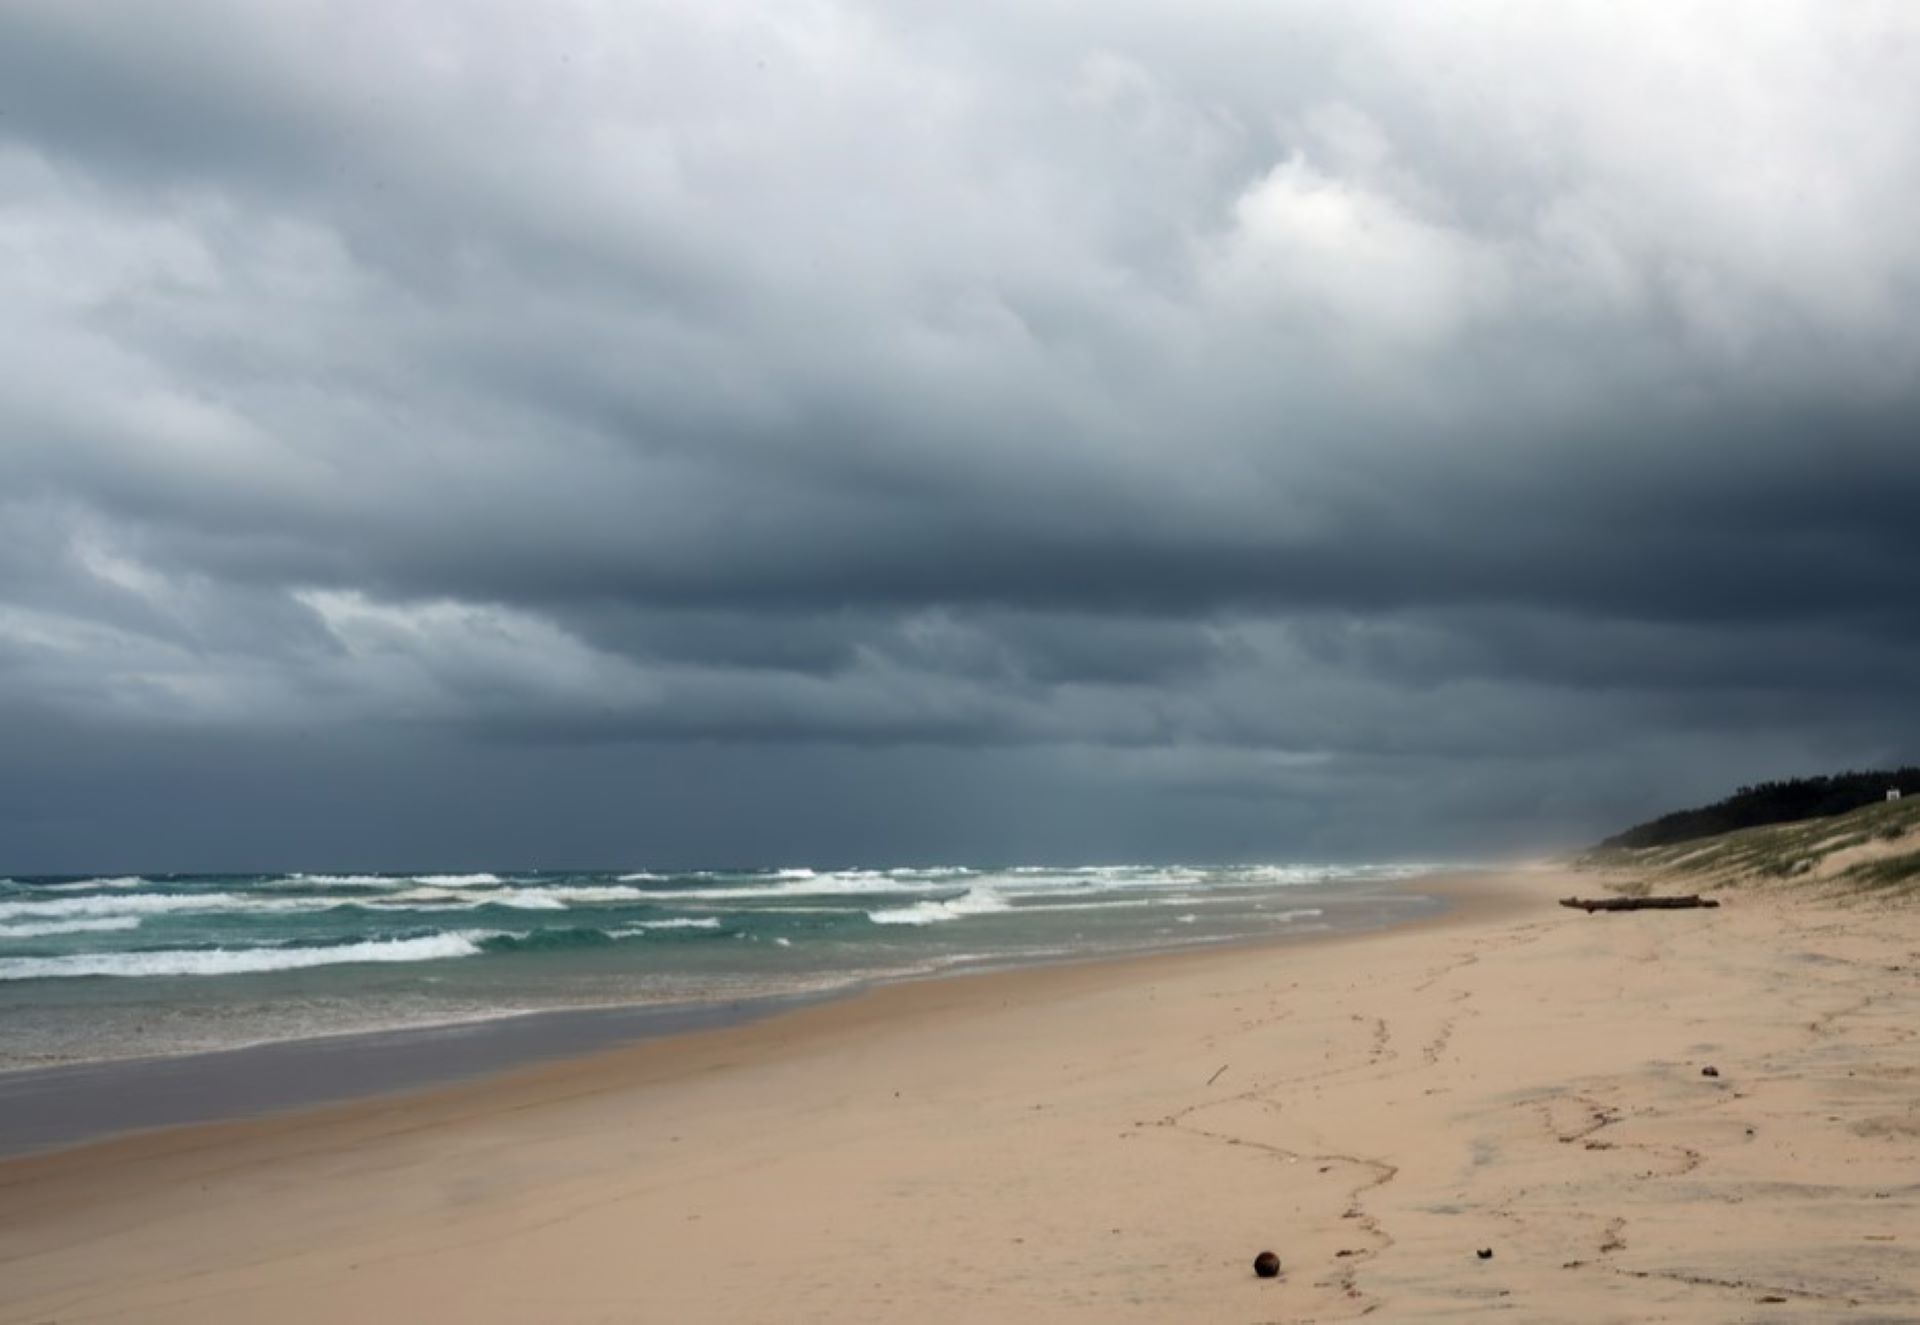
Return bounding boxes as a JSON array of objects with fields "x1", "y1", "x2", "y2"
[
  {"x1": 1702, "y1": 1066, "x2": 1720, "y2": 1078},
  {"x1": 1476, "y1": 1248, "x2": 1494, "y2": 1260},
  {"x1": 1253, "y1": 1251, "x2": 1281, "y2": 1278}
]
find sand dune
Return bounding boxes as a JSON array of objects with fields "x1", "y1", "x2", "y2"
[{"x1": 2, "y1": 868, "x2": 1917, "y2": 1321}]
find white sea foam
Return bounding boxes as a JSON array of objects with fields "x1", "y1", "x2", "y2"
[
  {"x1": 487, "y1": 886, "x2": 642, "y2": 909},
  {"x1": 611, "y1": 918, "x2": 723, "y2": 935},
  {"x1": 39, "y1": 876, "x2": 150, "y2": 891},
  {"x1": 357, "y1": 885, "x2": 653, "y2": 912},
  {"x1": 649, "y1": 871, "x2": 967, "y2": 902},
  {"x1": 282, "y1": 873, "x2": 398, "y2": 887},
  {"x1": 988, "y1": 862, "x2": 1436, "y2": 892},
  {"x1": 635, "y1": 859, "x2": 1424, "y2": 906},
  {"x1": 0, "y1": 892, "x2": 325, "y2": 922},
  {"x1": 0, "y1": 916, "x2": 144, "y2": 939},
  {"x1": 354, "y1": 886, "x2": 475, "y2": 907},
  {"x1": 1230, "y1": 863, "x2": 1437, "y2": 886},
  {"x1": 410, "y1": 873, "x2": 503, "y2": 887},
  {"x1": 1016, "y1": 898, "x2": 1158, "y2": 913},
  {"x1": 670, "y1": 903, "x2": 864, "y2": 917},
  {"x1": 491, "y1": 892, "x2": 568, "y2": 911},
  {"x1": 527, "y1": 885, "x2": 650, "y2": 905},
  {"x1": 0, "y1": 932, "x2": 491, "y2": 981},
  {"x1": 998, "y1": 868, "x2": 1207, "y2": 894},
  {"x1": 867, "y1": 886, "x2": 1012, "y2": 927},
  {"x1": 617, "y1": 872, "x2": 665, "y2": 882}
]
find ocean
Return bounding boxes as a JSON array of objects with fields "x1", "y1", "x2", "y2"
[{"x1": 0, "y1": 863, "x2": 1446, "y2": 1073}]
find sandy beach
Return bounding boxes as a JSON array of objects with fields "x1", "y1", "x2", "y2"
[{"x1": 3, "y1": 867, "x2": 1917, "y2": 1323}]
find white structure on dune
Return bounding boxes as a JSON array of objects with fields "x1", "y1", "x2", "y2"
[{"x1": 1891, "y1": 788, "x2": 1905, "y2": 802}]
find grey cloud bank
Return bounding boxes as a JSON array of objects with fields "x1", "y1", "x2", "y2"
[{"x1": 2, "y1": 1, "x2": 1917, "y2": 871}]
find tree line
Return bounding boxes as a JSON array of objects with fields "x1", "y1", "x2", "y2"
[{"x1": 1601, "y1": 767, "x2": 1920, "y2": 850}]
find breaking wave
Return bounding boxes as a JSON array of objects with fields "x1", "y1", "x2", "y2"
[
  {"x1": 868, "y1": 887, "x2": 1012, "y2": 927},
  {"x1": 350, "y1": 885, "x2": 654, "y2": 913},
  {"x1": 0, "y1": 916, "x2": 145, "y2": 939},
  {"x1": 656, "y1": 872, "x2": 972, "y2": 903},
  {"x1": 0, "y1": 932, "x2": 491, "y2": 981},
  {"x1": 37, "y1": 876, "x2": 151, "y2": 891},
  {"x1": 0, "y1": 893, "x2": 320, "y2": 922},
  {"x1": 282, "y1": 874, "x2": 397, "y2": 887}
]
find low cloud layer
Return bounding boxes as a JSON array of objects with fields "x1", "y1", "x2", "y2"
[{"x1": 3, "y1": 1, "x2": 1918, "y2": 869}]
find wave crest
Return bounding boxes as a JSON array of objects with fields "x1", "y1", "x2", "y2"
[
  {"x1": 0, "y1": 916, "x2": 144, "y2": 939},
  {"x1": 0, "y1": 893, "x2": 317, "y2": 922},
  {"x1": 868, "y1": 887, "x2": 1011, "y2": 927},
  {"x1": 0, "y1": 932, "x2": 489, "y2": 981}
]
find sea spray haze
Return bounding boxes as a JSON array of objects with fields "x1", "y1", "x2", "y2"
[{"x1": 0, "y1": 863, "x2": 1441, "y2": 1068}]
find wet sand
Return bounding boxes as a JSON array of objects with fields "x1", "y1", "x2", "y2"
[
  {"x1": 2, "y1": 867, "x2": 1917, "y2": 1321},
  {"x1": 0, "y1": 993, "x2": 824, "y2": 1158}
]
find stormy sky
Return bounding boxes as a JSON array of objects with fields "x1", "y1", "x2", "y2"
[{"x1": 3, "y1": 2, "x2": 1918, "y2": 872}]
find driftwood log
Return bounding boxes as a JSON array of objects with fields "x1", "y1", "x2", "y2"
[{"x1": 1559, "y1": 895, "x2": 1720, "y2": 913}]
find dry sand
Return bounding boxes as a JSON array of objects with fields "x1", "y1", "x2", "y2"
[{"x1": 3, "y1": 868, "x2": 1918, "y2": 1322}]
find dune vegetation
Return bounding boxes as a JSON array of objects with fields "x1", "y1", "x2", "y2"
[{"x1": 1579, "y1": 792, "x2": 1920, "y2": 898}]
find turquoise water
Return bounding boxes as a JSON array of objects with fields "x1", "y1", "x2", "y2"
[{"x1": 0, "y1": 864, "x2": 1444, "y2": 1069}]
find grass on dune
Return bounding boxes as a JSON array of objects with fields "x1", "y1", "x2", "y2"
[{"x1": 1577, "y1": 794, "x2": 1920, "y2": 899}]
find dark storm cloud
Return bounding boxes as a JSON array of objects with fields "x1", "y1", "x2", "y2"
[{"x1": 3, "y1": 0, "x2": 1919, "y2": 868}]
